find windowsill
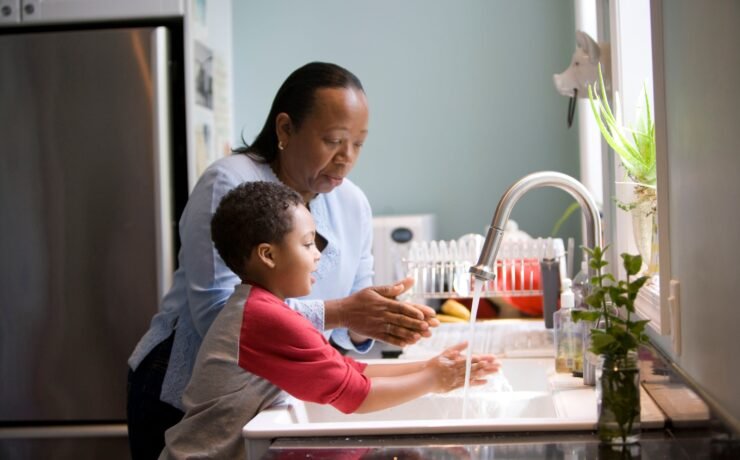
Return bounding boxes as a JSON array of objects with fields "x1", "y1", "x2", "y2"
[{"x1": 635, "y1": 275, "x2": 665, "y2": 334}]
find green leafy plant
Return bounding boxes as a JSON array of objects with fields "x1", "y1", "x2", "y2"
[
  {"x1": 573, "y1": 245, "x2": 650, "y2": 444},
  {"x1": 588, "y1": 65, "x2": 656, "y2": 190},
  {"x1": 572, "y1": 245, "x2": 650, "y2": 356}
]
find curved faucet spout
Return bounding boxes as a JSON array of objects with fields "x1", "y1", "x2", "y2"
[{"x1": 469, "y1": 171, "x2": 602, "y2": 281}]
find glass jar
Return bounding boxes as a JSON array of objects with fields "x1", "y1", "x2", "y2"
[
  {"x1": 595, "y1": 351, "x2": 641, "y2": 444},
  {"x1": 630, "y1": 186, "x2": 659, "y2": 277}
]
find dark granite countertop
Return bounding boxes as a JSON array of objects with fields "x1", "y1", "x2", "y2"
[{"x1": 263, "y1": 428, "x2": 738, "y2": 459}]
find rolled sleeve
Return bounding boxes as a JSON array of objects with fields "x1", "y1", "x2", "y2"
[
  {"x1": 285, "y1": 298, "x2": 325, "y2": 331},
  {"x1": 286, "y1": 299, "x2": 372, "y2": 353}
]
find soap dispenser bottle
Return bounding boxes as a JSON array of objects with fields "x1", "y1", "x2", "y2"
[{"x1": 554, "y1": 278, "x2": 583, "y2": 374}]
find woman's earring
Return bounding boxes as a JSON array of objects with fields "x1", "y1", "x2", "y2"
[{"x1": 278, "y1": 141, "x2": 285, "y2": 151}]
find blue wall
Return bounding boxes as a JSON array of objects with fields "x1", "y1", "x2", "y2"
[{"x1": 232, "y1": 0, "x2": 579, "y2": 242}]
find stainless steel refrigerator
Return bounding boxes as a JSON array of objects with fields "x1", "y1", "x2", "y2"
[{"x1": 0, "y1": 22, "x2": 187, "y2": 459}]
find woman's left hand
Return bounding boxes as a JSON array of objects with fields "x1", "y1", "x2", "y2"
[{"x1": 325, "y1": 277, "x2": 439, "y2": 347}]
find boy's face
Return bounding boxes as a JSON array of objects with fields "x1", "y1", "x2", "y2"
[{"x1": 272, "y1": 205, "x2": 321, "y2": 298}]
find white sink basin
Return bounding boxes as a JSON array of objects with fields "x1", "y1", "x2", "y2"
[
  {"x1": 243, "y1": 357, "x2": 629, "y2": 458},
  {"x1": 298, "y1": 390, "x2": 557, "y2": 423}
]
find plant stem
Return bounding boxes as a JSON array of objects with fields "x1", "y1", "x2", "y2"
[{"x1": 597, "y1": 254, "x2": 610, "y2": 330}]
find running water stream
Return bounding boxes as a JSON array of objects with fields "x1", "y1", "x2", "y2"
[{"x1": 461, "y1": 278, "x2": 485, "y2": 419}]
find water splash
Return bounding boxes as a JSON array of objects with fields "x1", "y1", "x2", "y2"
[{"x1": 461, "y1": 277, "x2": 485, "y2": 419}]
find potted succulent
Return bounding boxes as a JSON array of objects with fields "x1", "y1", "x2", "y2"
[
  {"x1": 588, "y1": 65, "x2": 658, "y2": 276},
  {"x1": 573, "y1": 245, "x2": 650, "y2": 445}
]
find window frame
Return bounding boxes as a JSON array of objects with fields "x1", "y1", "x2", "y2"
[{"x1": 590, "y1": 0, "x2": 674, "y2": 341}]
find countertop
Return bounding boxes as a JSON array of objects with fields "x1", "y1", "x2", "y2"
[{"x1": 262, "y1": 428, "x2": 739, "y2": 459}]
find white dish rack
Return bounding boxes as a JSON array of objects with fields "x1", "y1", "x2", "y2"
[{"x1": 403, "y1": 235, "x2": 566, "y2": 299}]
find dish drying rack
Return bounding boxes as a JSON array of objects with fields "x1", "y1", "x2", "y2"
[{"x1": 403, "y1": 235, "x2": 566, "y2": 299}]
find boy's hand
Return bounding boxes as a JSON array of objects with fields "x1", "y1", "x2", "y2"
[{"x1": 426, "y1": 342, "x2": 500, "y2": 393}]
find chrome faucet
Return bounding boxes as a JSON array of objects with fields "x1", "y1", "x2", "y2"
[
  {"x1": 469, "y1": 171, "x2": 603, "y2": 385},
  {"x1": 469, "y1": 171, "x2": 602, "y2": 280}
]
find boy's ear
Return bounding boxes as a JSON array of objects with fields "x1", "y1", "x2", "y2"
[{"x1": 256, "y1": 242, "x2": 276, "y2": 269}]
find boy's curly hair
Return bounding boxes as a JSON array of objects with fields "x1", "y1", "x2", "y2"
[{"x1": 211, "y1": 181, "x2": 304, "y2": 278}]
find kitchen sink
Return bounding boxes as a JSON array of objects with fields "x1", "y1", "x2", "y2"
[
  {"x1": 243, "y1": 325, "x2": 665, "y2": 458},
  {"x1": 243, "y1": 356, "x2": 666, "y2": 458},
  {"x1": 291, "y1": 357, "x2": 557, "y2": 424}
]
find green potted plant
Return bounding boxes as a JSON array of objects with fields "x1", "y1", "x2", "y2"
[
  {"x1": 573, "y1": 245, "x2": 650, "y2": 445},
  {"x1": 588, "y1": 66, "x2": 659, "y2": 276}
]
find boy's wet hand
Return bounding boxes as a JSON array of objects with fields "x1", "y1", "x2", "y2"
[{"x1": 427, "y1": 343, "x2": 501, "y2": 392}]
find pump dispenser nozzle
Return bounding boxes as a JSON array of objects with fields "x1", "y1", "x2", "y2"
[{"x1": 561, "y1": 278, "x2": 574, "y2": 309}]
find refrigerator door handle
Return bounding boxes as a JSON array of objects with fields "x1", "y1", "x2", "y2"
[
  {"x1": 0, "y1": 424, "x2": 128, "y2": 439},
  {"x1": 151, "y1": 26, "x2": 175, "y2": 300}
]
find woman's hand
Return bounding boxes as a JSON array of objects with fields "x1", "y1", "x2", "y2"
[
  {"x1": 425, "y1": 342, "x2": 500, "y2": 393},
  {"x1": 325, "y1": 277, "x2": 439, "y2": 347}
]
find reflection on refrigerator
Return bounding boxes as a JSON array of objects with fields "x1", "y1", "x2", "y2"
[{"x1": 0, "y1": 23, "x2": 187, "y2": 459}]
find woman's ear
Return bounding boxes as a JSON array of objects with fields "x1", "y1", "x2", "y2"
[
  {"x1": 256, "y1": 243, "x2": 276, "y2": 269},
  {"x1": 275, "y1": 112, "x2": 292, "y2": 148}
]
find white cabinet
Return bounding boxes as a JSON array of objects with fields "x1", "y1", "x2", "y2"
[{"x1": 0, "y1": 0, "x2": 183, "y2": 26}]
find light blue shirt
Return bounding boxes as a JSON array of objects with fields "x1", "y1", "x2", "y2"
[{"x1": 128, "y1": 154, "x2": 375, "y2": 410}]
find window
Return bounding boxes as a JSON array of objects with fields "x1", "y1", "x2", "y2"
[{"x1": 580, "y1": 0, "x2": 675, "y2": 346}]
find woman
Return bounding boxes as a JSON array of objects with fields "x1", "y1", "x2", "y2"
[{"x1": 127, "y1": 62, "x2": 438, "y2": 459}]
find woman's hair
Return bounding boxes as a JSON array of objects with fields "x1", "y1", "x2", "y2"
[
  {"x1": 211, "y1": 181, "x2": 304, "y2": 278},
  {"x1": 234, "y1": 62, "x2": 364, "y2": 163}
]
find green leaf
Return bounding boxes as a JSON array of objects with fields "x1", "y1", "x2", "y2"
[
  {"x1": 586, "y1": 291, "x2": 605, "y2": 309},
  {"x1": 623, "y1": 298, "x2": 635, "y2": 314},
  {"x1": 607, "y1": 315, "x2": 627, "y2": 327},
  {"x1": 572, "y1": 310, "x2": 602, "y2": 323},
  {"x1": 630, "y1": 319, "x2": 651, "y2": 336},
  {"x1": 622, "y1": 253, "x2": 643, "y2": 276},
  {"x1": 609, "y1": 286, "x2": 626, "y2": 303},
  {"x1": 591, "y1": 331, "x2": 617, "y2": 351},
  {"x1": 630, "y1": 276, "x2": 649, "y2": 293},
  {"x1": 618, "y1": 332, "x2": 638, "y2": 350}
]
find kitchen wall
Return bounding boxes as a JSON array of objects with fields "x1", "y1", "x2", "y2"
[
  {"x1": 231, "y1": 0, "x2": 580, "y2": 242},
  {"x1": 649, "y1": 0, "x2": 740, "y2": 432}
]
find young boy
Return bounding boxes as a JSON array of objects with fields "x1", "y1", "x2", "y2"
[{"x1": 159, "y1": 181, "x2": 499, "y2": 459}]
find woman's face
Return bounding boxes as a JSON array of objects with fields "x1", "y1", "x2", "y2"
[
  {"x1": 271, "y1": 204, "x2": 321, "y2": 299},
  {"x1": 276, "y1": 87, "x2": 369, "y2": 201}
]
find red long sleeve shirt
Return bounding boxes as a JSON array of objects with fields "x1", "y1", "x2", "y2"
[{"x1": 239, "y1": 285, "x2": 370, "y2": 413}]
